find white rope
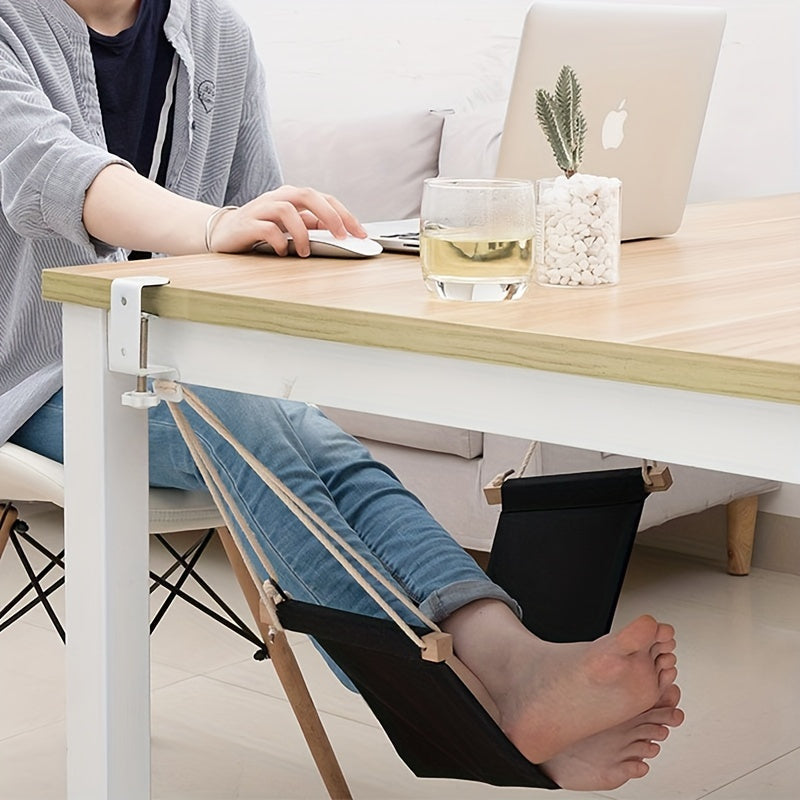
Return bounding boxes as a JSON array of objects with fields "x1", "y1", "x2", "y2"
[
  {"x1": 157, "y1": 381, "x2": 439, "y2": 650},
  {"x1": 167, "y1": 400, "x2": 274, "y2": 610},
  {"x1": 516, "y1": 440, "x2": 539, "y2": 477}
]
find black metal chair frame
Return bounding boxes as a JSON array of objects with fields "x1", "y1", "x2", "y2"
[{"x1": 0, "y1": 502, "x2": 263, "y2": 656}]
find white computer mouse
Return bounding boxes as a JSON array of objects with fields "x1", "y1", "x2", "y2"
[{"x1": 253, "y1": 230, "x2": 383, "y2": 259}]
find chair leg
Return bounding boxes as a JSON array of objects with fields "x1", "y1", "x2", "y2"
[
  {"x1": 7, "y1": 525, "x2": 66, "y2": 640},
  {"x1": 0, "y1": 506, "x2": 66, "y2": 641},
  {"x1": 0, "y1": 515, "x2": 261, "y2": 648},
  {"x1": 217, "y1": 527, "x2": 352, "y2": 800},
  {"x1": 0, "y1": 503, "x2": 16, "y2": 559},
  {"x1": 148, "y1": 531, "x2": 263, "y2": 653},
  {"x1": 726, "y1": 495, "x2": 759, "y2": 576}
]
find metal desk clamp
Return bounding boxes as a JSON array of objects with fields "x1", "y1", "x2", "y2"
[{"x1": 108, "y1": 276, "x2": 179, "y2": 408}]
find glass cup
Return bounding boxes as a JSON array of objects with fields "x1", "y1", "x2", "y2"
[{"x1": 419, "y1": 178, "x2": 535, "y2": 301}]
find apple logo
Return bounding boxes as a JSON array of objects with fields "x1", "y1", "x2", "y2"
[{"x1": 601, "y1": 99, "x2": 628, "y2": 150}]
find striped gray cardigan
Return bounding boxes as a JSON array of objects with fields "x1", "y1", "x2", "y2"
[{"x1": 0, "y1": 0, "x2": 282, "y2": 444}]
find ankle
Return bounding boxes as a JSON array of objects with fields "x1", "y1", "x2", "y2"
[{"x1": 441, "y1": 599, "x2": 543, "y2": 702}]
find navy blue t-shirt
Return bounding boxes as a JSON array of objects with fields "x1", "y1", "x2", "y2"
[{"x1": 89, "y1": 0, "x2": 175, "y2": 191}]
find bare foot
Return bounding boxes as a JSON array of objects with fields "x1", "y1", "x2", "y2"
[
  {"x1": 500, "y1": 615, "x2": 677, "y2": 763},
  {"x1": 443, "y1": 603, "x2": 678, "y2": 765},
  {"x1": 539, "y1": 683, "x2": 685, "y2": 790}
]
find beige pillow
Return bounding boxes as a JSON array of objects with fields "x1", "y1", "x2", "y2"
[
  {"x1": 273, "y1": 111, "x2": 446, "y2": 222},
  {"x1": 437, "y1": 102, "x2": 506, "y2": 180},
  {"x1": 321, "y1": 408, "x2": 483, "y2": 460}
]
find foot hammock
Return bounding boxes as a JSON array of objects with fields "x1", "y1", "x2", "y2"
[{"x1": 157, "y1": 381, "x2": 670, "y2": 797}]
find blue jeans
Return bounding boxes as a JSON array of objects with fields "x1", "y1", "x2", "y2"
[{"x1": 11, "y1": 386, "x2": 518, "y2": 627}]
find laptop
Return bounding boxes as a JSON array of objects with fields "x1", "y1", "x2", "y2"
[
  {"x1": 367, "y1": 0, "x2": 726, "y2": 250},
  {"x1": 364, "y1": 218, "x2": 423, "y2": 253}
]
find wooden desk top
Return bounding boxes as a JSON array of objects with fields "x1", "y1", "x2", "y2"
[{"x1": 43, "y1": 194, "x2": 800, "y2": 405}]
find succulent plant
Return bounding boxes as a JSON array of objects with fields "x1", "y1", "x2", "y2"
[{"x1": 535, "y1": 65, "x2": 587, "y2": 177}]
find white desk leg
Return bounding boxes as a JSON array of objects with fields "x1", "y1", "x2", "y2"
[{"x1": 62, "y1": 304, "x2": 151, "y2": 799}]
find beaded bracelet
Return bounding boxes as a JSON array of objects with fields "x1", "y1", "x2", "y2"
[{"x1": 204, "y1": 205, "x2": 238, "y2": 252}]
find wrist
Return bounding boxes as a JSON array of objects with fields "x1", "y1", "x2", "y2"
[{"x1": 204, "y1": 205, "x2": 239, "y2": 252}]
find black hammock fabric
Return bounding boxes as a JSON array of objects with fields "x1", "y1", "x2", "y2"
[
  {"x1": 487, "y1": 467, "x2": 648, "y2": 643},
  {"x1": 277, "y1": 599, "x2": 558, "y2": 788},
  {"x1": 275, "y1": 467, "x2": 649, "y2": 790}
]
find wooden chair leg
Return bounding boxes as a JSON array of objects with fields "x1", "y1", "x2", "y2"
[
  {"x1": 0, "y1": 503, "x2": 18, "y2": 560},
  {"x1": 216, "y1": 527, "x2": 352, "y2": 800},
  {"x1": 726, "y1": 495, "x2": 759, "y2": 576}
]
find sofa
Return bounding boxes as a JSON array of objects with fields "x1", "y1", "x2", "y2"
[{"x1": 230, "y1": 0, "x2": 790, "y2": 571}]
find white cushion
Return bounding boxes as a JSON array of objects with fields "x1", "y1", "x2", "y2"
[
  {"x1": 273, "y1": 111, "x2": 446, "y2": 222},
  {"x1": 148, "y1": 488, "x2": 223, "y2": 534},
  {"x1": 0, "y1": 443, "x2": 64, "y2": 506},
  {"x1": 0, "y1": 442, "x2": 222, "y2": 533}
]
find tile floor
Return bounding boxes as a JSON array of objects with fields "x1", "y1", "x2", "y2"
[{"x1": 2, "y1": 503, "x2": 800, "y2": 800}]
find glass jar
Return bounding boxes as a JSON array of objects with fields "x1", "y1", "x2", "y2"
[{"x1": 534, "y1": 174, "x2": 621, "y2": 287}]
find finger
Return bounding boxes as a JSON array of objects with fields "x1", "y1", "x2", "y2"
[
  {"x1": 321, "y1": 192, "x2": 368, "y2": 237},
  {"x1": 208, "y1": 207, "x2": 284, "y2": 255},
  {"x1": 298, "y1": 208, "x2": 363, "y2": 236},
  {"x1": 267, "y1": 185, "x2": 344, "y2": 238},
  {"x1": 274, "y1": 185, "x2": 366, "y2": 239},
  {"x1": 252, "y1": 220, "x2": 290, "y2": 256},
  {"x1": 300, "y1": 210, "x2": 322, "y2": 230},
  {"x1": 279, "y1": 208, "x2": 312, "y2": 257},
  {"x1": 247, "y1": 195, "x2": 310, "y2": 256}
]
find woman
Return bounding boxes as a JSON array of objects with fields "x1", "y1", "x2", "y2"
[{"x1": 0, "y1": 0, "x2": 683, "y2": 789}]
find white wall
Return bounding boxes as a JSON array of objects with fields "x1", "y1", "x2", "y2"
[{"x1": 230, "y1": 0, "x2": 800, "y2": 202}]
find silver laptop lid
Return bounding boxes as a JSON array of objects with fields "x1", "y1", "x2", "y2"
[{"x1": 496, "y1": 1, "x2": 726, "y2": 240}]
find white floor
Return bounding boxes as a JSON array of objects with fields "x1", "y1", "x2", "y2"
[{"x1": 2, "y1": 505, "x2": 800, "y2": 800}]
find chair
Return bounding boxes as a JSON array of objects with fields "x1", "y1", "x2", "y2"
[{"x1": 0, "y1": 441, "x2": 261, "y2": 650}]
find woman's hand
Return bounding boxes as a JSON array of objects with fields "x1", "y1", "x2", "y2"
[
  {"x1": 83, "y1": 165, "x2": 367, "y2": 257},
  {"x1": 208, "y1": 185, "x2": 368, "y2": 256}
]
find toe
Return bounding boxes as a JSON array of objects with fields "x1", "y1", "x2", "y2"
[
  {"x1": 634, "y1": 722, "x2": 670, "y2": 742},
  {"x1": 651, "y1": 637, "x2": 677, "y2": 658},
  {"x1": 668, "y1": 707, "x2": 686, "y2": 727},
  {"x1": 654, "y1": 621, "x2": 675, "y2": 643},
  {"x1": 614, "y1": 758, "x2": 650, "y2": 784},
  {"x1": 588, "y1": 759, "x2": 651, "y2": 791},
  {"x1": 655, "y1": 683, "x2": 681, "y2": 708},
  {"x1": 625, "y1": 740, "x2": 661, "y2": 760},
  {"x1": 625, "y1": 758, "x2": 651, "y2": 778},
  {"x1": 635, "y1": 705, "x2": 684, "y2": 728},
  {"x1": 615, "y1": 615, "x2": 659, "y2": 652},
  {"x1": 655, "y1": 652, "x2": 677, "y2": 672},
  {"x1": 658, "y1": 667, "x2": 679, "y2": 690}
]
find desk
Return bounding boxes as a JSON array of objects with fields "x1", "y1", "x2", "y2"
[{"x1": 42, "y1": 193, "x2": 800, "y2": 799}]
